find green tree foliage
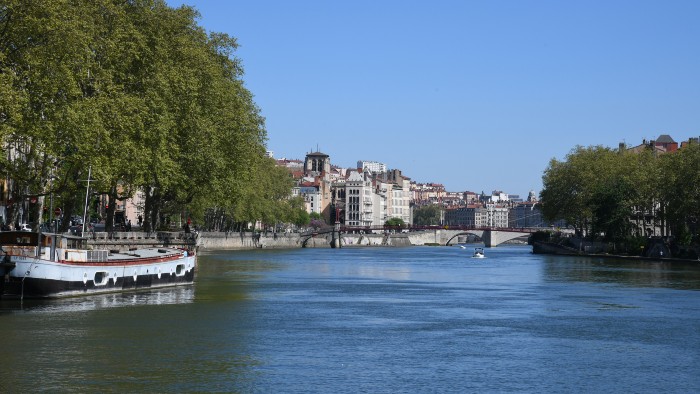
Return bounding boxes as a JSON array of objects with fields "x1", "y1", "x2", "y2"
[
  {"x1": 385, "y1": 217, "x2": 405, "y2": 227},
  {"x1": 540, "y1": 146, "x2": 618, "y2": 236},
  {"x1": 540, "y1": 143, "x2": 699, "y2": 246},
  {"x1": 590, "y1": 176, "x2": 636, "y2": 244},
  {"x1": 289, "y1": 197, "x2": 310, "y2": 227},
  {"x1": 658, "y1": 143, "x2": 700, "y2": 244},
  {"x1": 0, "y1": 0, "x2": 296, "y2": 231},
  {"x1": 309, "y1": 212, "x2": 322, "y2": 220},
  {"x1": 413, "y1": 204, "x2": 441, "y2": 226}
]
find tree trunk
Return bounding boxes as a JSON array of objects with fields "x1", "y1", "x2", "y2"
[
  {"x1": 144, "y1": 187, "x2": 154, "y2": 233},
  {"x1": 106, "y1": 186, "x2": 117, "y2": 233}
]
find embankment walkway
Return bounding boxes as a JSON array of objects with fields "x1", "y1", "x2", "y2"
[{"x1": 84, "y1": 228, "x2": 535, "y2": 251}]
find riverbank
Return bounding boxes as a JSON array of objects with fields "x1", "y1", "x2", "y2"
[
  {"x1": 532, "y1": 241, "x2": 700, "y2": 264},
  {"x1": 84, "y1": 230, "x2": 507, "y2": 251},
  {"x1": 197, "y1": 231, "x2": 414, "y2": 249}
]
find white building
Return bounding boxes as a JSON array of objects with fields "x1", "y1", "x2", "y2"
[
  {"x1": 299, "y1": 184, "x2": 322, "y2": 215},
  {"x1": 345, "y1": 170, "x2": 374, "y2": 226},
  {"x1": 489, "y1": 191, "x2": 509, "y2": 203},
  {"x1": 387, "y1": 179, "x2": 411, "y2": 224},
  {"x1": 486, "y1": 204, "x2": 509, "y2": 227},
  {"x1": 357, "y1": 160, "x2": 387, "y2": 174},
  {"x1": 372, "y1": 183, "x2": 387, "y2": 225}
]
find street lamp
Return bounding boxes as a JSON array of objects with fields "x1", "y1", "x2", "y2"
[{"x1": 81, "y1": 166, "x2": 92, "y2": 234}]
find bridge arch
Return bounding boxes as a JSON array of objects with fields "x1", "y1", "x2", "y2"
[
  {"x1": 300, "y1": 228, "x2": 340, "y2": 248},
  {"x1": 445, "y1": 231, "x2": 484, "y2": 246}
]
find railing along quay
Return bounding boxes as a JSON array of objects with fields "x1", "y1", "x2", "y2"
[{"x1": 82, "y1": 231, "x2": 198, "y2": 250}]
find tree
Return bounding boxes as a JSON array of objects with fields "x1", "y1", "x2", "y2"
[
  {"x1": 540, "y1": 146, "x2": 619, "y2": 236},
  {"x1": 413, "y1": 205, "x2": 441, "y2": 226},
  {"x1": 590, "y1": 176, "x2": 635, "y2": 244},
  {"x1": 385, "y1": 217, "x2": 405, "y2": 227},
  {"x1": 290, "y1": 199, "x2": 310, "y2": 228},
  {"x1": 659, "y1": 143, "x2": 700, "y2": 244},
  {"x1": 309, "y1": 212, "x2": 322, "y2": 220},
  {"x1": 1, "y1": 1, "x2": 287, "y2": 233}
]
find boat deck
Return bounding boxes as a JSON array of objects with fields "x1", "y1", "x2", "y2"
[{"x1": 104, "y1": 247, "x2": 186, "y2": 261}]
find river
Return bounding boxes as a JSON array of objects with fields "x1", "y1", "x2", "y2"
[{"x1": 1, "y1": 245, "x2": 699, "y2": 393}]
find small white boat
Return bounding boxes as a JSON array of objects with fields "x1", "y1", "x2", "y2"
[{"x1": 472, "y1": 247, "x2": 485, "y2": 258}]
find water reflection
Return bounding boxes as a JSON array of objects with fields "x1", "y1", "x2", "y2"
[
  {"x1": 542, "y1": 255, "x2": 700, "y2": 290},
  {"x1": 0, "y1": 285, "x2": 195, "y2": 314}
]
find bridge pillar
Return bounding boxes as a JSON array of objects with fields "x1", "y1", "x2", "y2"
[
  {"x1": 483, "y1": 230, "x2": 494, "y2": 247},
  {"x1": 331, "y1": 222, "x2": 341, "y2": 248}
]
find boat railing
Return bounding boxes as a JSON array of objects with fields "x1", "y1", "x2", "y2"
[
  {"x1": 87, "y1": 250, "x2": 108, "y2": 262},
  {"x1": 3, "y1": 245, "x2": 36, "y2": 257}
]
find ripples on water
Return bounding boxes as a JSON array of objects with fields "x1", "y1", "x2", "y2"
[{"x1": 1, "y1": 245, "x2": 699, "y2": 393}]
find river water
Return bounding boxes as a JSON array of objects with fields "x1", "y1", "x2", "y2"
[{"x1": 1, "y1": 245, "x2": 699, "y2": 393}]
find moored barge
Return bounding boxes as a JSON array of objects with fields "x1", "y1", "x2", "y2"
[{"x1": 0, "y1": 231, "x2": 196, "y2": 299}]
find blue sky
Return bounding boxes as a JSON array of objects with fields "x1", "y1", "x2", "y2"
[{"x1": 167, "y1": 0, "x2": 699, "y2": 197}]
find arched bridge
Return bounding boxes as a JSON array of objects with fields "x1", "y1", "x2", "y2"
[
  {"x1": 300, "y1": 226, "x2": 540, "y2": 248},
  {"x1": 403, "y1": 227, "x2": 538, "y2": 247}
]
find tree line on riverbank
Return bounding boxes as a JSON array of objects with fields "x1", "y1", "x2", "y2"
[
  {"x1": 539, "y1": 143, "x2": 700, "y2": 254},
  {"x1": 0, "y1": 1, "x2": 306, "y2": 232}
]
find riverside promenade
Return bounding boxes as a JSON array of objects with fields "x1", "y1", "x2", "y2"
[
  {"x1": 196, "y1": 231, "x2": 410, "y2": 249},
  {"x1": 85, "y1": 228, "x2": 528, "y2": 251},
  {"x1": 197, "y1": 229, "x2": 491, "y2": 250}
]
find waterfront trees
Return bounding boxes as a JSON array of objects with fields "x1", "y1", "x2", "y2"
[
  {"x1": 540, "y1": 146, "x2": 613, "y2": 236},
  {"x1": 0, "y1": 0, "x2": 295, "y2": 231},
  {"x1": 658, "y1": 143, "x2": 700, "y2": 244},
  {"x1": 540, "y1": 143, "x2": 699, "y2": 251}
]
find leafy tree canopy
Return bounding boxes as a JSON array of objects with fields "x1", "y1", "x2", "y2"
[
  {"x1": 385, "y1": 217, "x2": 405, "y2": 227},
  {"x1": 413, "y1": 204, "x2": 441, "y2": 226},
  {"x1": 540, "y1": 143, "x2": 699, "y2": 246},
  {"x1": 0, "y1": 0, "x2": 295, "y2": 231}
]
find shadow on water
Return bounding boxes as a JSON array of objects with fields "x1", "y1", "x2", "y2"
[{"x1": 542, "y1": 255, "x2": 700, "y2": 290}]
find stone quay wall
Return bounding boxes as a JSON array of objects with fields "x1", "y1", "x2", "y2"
[
  {"x1": 198, "y1": 232, "x2": 301, "y2": 250},
  {"x1": 197, "y1": 231, "x2": 413, "y2": 250},
  {"x1": 85, "y1": 230, "x2": 425, "y2": 251}
]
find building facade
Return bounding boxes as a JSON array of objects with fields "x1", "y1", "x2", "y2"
[{"x1": 357, "y1": 160, "x2": 387, "y2": 174}]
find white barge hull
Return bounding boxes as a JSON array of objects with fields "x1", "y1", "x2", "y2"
[{"x1": 2, "y1": 254, "x2": 196, "y2": 298}]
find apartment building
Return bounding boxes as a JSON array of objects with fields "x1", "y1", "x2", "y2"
[
  {"x1": 412, "y1": 182, "x2": 446, "y2": 205},
  {"x1": 444, "y1": 203, "x2": 509, "y2": 228},
  {"x1": 388, "y1": 179, "x2": 411, "y2": 224},
  {"x1": 344, "y1": 170, "x2": 373, "y2": 226},
  {"x1": 298, "y1": 182, "x2": 322, "y2": 215},
  {"x1": 357, "y1": 160, "x2": 387, "y2": 174}
]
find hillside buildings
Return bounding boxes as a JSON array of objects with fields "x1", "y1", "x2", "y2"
[
  {"x1": 274, "y1": 147, "x2": 598, "y2": 231},
  {"x1": 9, "y1": 134, "x2": 695, "y2": 232},
  {"x1": 283, "y1": 151, "x2": 537, "y2": 230}
]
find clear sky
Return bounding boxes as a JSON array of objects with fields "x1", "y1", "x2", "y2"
[{"x1": 167, "y1": 0, "x2": 699, "y2": 197}]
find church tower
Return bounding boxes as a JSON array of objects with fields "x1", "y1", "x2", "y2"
[{"x1": 304, "y1": 151, "x2": 330, "y2": 179}]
